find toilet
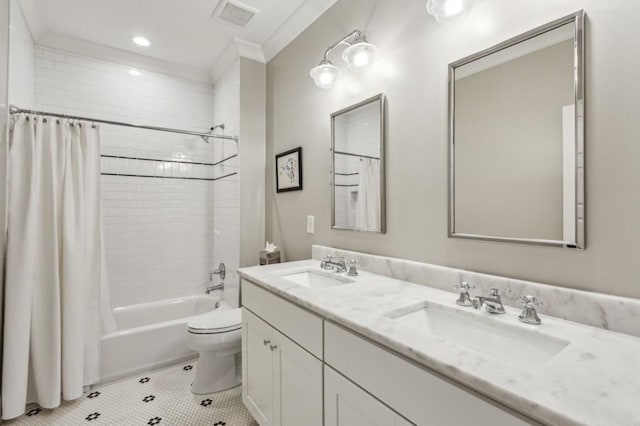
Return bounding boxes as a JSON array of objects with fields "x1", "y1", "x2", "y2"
[{"x1": 185, "y1": 306, "x2": 242, "y2": 395}]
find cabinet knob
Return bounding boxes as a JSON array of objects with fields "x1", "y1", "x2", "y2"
[
  {"x1": 269, "y1": 344, "x2": 278, "y2": 351},
  {"x1": 263, "y1": 339, "x2": 270, "y2": 346}
]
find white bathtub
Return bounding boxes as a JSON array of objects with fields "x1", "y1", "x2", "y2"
[{"x1": 100, "y1": 294, "x2": 226, "y2": 383}]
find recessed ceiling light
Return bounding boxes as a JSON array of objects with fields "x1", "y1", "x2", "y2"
[
  {"x1": 133, "y1": 36, "x2": 150, "y2": 47},
  {"x1": 129, "y1": 68, "x2": 141, "y2": 77}
]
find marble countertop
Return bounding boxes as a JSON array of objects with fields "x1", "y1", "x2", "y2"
[{"x1": 238, "y1": 260, "x2": 640, "y2": 426}]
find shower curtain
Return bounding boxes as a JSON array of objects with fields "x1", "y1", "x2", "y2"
[
  {"x1": 2, "y1": 115, "x2": 102, "y2": 420},
  {"x1": 355, "y1": 158, "x2": 381, "y2": 231}
]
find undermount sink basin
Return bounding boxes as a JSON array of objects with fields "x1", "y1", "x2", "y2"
[
  {"x1": 386, "y1": 302, "x2": 569, "y2": 368},
  {"x1": 278, "y1": 268, "x2": 355, "y2": 289}
]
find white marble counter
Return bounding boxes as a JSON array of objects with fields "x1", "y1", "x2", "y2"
[{"x1": 238, "y1": 259, "x2": 640, "y2": 426}]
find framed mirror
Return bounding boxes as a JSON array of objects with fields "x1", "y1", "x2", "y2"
[
  {"x1": 331, "y1": 94, "x2": 386, "y2": 233},
  {"x1": 449, "y1": 11, "x2": 584, "y2": 248}
]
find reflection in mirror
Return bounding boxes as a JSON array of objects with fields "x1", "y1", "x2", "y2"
[
  {"x1": 449, "y1": 11, "x2": 584, "y2": 248},
  {"x1": 331, "y1": 94, "x2": 385, "y2": 233}
]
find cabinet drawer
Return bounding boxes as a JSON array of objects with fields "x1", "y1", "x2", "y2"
[
  {"x1": 325, "y1": 322, "x2": 537, "y2": 426},
  {"x1": 242, "y1": 279, "x2": 323, "y2": 359}
]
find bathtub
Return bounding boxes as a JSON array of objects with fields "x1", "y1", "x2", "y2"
[{"x1": 100, "y1": 294, "x2": 228, "y2": 383}]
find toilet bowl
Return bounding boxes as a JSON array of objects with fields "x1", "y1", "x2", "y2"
[{"x1": 185, "y1": 305, "x2": 242, "y2": 394}]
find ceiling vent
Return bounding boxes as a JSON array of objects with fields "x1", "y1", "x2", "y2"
[{"x1": 212, "y1": 0, "x2": 259, "y2": 28}]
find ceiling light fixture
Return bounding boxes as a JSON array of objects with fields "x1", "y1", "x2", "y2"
[
  {"x1": 132, "y1": 36, "x2": 151, "y2": 47},
  {"x1": 426, "y1": 0, "x2": 473, "y2": 23},
  {"x1": 310, "y1": 29, "x2": 378, "y2": 90}
]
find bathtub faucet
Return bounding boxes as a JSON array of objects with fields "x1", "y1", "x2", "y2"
[{"x1": 206, "y1": 283, "x2": 224, "y2": 294}]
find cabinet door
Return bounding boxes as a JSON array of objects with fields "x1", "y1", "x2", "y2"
[
  {"x1": 273, "y1": 330, "x2": 323, "y2": 426},
  {"x1": 325, "y1": 366, "x2": 412, "y2": 426},
  {"x1": 242, "y1": 308, "x2": 275, "y2": 426}
]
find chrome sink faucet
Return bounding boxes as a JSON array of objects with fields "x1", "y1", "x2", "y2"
[
  {"x1": 320, "y1": 255, "x2": 348, "y2": 273},
  {"x1": 472, "y1": 288, "x2": 506, "y2": 314},
  {"x1": 454, "y1": 283, "x2": 543, "y2": 324}
]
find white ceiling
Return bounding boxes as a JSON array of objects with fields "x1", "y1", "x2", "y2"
[{"x1": 18, "y1": 0, "x2": 338, "y2": 81}]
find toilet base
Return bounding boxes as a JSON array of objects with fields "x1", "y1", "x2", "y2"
[{"x1": 191, "y1": 353, "x2": 241, "y2": 395}]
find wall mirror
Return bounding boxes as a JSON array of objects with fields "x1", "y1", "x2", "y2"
[
  {"x1": 331, "y1": 93, "x2": 386, "y2": 233},
  {"x1": 449, "y1": 11, "x2": 584, "y2": 248}
]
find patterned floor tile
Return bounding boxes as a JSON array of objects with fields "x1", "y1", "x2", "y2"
[{"x1": 6, "y1": 362, "x2": 258, "y2": 426}]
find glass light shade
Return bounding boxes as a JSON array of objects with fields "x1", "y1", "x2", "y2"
[
  {"x1": 310, "y1": 60, "x2": 340, "y2": 89},
  {"x1": 341, "y1": 41, "x2": 379, "y2": 72},
  {"x1": 426, "y1": 0, "x2": 473, "y2": 23}
]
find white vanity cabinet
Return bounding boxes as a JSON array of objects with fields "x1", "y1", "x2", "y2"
[
  {"x1": 325, "y1": 365, "x2": 412, "y2": 426},
  {"x1": 324, "y1": 322, "x2": 536, "y2": 426},
  {"x1": 242, "y1": 281, "x2": 323, "y2": 426},
  {"x1": 242, "y1": 308, "x2": 275, "y2": 425},
  {"x1": 241, "y1": 278, "x2": 538, "y2": 426}
]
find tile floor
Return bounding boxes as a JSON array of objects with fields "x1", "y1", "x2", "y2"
[{"x1": 6, "y1": 362, "x2": 258, "y2": 425}]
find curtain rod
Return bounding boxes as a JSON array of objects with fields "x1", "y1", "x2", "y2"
[{"x1": 9, "y1": 105, "x2": 239, "y2": 143}]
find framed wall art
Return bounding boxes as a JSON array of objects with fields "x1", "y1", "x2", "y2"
[{"x1": 276, "y1": 147, "x2": 303, "y2": 193}]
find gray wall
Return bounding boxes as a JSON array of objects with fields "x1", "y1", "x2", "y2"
[
  {"x1": 0, "y1": 0, "x2": 9, "y2": 398},
  {"x1": 266, "y1": 0, "x2": 640, "y2": 299},
  {"x1": 454, "y1": 39, "x2": 574, "y2": 240},
  {"x1": 239, "y1": 58, "x2": 266, "y2": 267}
]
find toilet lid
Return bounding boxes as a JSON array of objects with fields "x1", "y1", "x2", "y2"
[{"x1": 187, "y1": 308, "x2": 242, "y2": 334}]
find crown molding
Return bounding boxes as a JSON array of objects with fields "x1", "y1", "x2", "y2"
[
  {"x1": 262, "y1": 0, "x2": 339, "y2": 62},
  {"x1": 209, "y1": 37, "x2": 266, "y2": 83}
]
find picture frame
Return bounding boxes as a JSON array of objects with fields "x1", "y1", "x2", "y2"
[{"x1": 275, "y1": 147, "x2": 303, "y2": 193}]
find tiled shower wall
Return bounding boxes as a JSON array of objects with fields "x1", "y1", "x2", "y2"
[
  {"x1": 33, "y1": 46, "x2": 237, "y2": 307},
  {"x1": 8, "y1": 0, "x2": 34, "y2": 108}
]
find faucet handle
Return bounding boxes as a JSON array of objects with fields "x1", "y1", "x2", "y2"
[
  {"x1": 347, "y1": 259, "x2": 358, "y2": 276},
  {"x1": 454, "y1": 281, "x2": 475, "y2": 291},
  {"x1": 517, "y1": 295, "x2": 543, "y2": 325},
  {"x1": 454, "y1": 282, "x2": 474, "y2": 307},
  {"x1": 517, "y1": 295, "x2": 543, "y2": 308}
]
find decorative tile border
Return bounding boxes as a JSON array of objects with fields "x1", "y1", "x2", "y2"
[{"x1": 312, "y1": 245, "x2": 640, "y2": 338}]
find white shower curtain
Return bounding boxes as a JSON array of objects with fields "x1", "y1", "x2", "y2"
[
  {"x1": 2, "y1": 115, "x2": 102, "y2": 420},
  {"x1": 355, "y1": 158, "x2": 381, "y2": 231}
]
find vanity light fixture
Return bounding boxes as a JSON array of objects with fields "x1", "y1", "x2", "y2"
[
  {"x1": 426, "y1": 0, "x2": 473, "y2": 23},
  {"x1": 310, "y1": 29, "x2": 378, "y2": 89},
  {"x1": 310, "y1": 60, "x2": 340, "y2": 90},
  {"x1": 133, "y1": 36, "x2": 151, "y2": 47}
]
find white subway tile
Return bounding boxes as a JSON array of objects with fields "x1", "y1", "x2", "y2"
[{"x1": 34, "y1": 46, "x2": 239, "y2": 307}]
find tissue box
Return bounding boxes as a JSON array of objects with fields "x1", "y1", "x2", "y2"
[{"x1": 260, "y1": 250, "x2": 281, "y2": 265}]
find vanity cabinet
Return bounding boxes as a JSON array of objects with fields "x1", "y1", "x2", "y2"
[
  {"x1": 324, "y1": 322, "x2": 535, "y2": 426},
  {"x1": 273, "y1": 324, "x2": 323, "y2": 426},
  {"x1": 242, "y1": 280, "x2": 323, "y2": 426},
  {"x1": 325, "y1": 365, "x2": 412, "y2": 426},
  {"x1": 242, "y1": 308, "x2": 275, "y2": 425},
  {"x1": 241, "y1": 278, "x2": 537, "y2": 426}
]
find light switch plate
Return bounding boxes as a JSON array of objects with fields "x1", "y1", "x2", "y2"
[{"x1": 306, "y1": 215, "x2": 315, "y2": 234}]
